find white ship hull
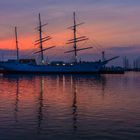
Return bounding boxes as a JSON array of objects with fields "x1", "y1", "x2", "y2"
[{"x1": 0, "y1": 61, "x2": 103, "y2": 74}]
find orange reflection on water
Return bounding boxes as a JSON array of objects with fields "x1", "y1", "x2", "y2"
[{"x1": 0, "y1": 73, "x2": 140, "y2": 139}]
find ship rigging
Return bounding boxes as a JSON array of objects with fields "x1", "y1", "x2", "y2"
[
  {"x1": 34, "y1": 13, "x2": 55, "y2": 64},
  {"x1": 65, "y1": 12, "x2": 92, "y2": 63}
]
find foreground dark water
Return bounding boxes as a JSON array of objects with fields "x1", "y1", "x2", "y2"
[{"x1": 0, "y1": 72, "x2": 140, "y2": 140}]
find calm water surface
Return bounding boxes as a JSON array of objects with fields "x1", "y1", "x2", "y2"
[{"x1": 0, "y1": 72, "x2": 140, "y2": 140}]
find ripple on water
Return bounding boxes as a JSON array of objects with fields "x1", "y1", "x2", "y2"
[{"x1": 0, "y1": 73, "x2": 140, "y2": 140}]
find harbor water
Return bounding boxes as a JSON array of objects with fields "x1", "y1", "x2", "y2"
[{"x1": 0, "y1": 72, "x2": 140, "y2": 140}]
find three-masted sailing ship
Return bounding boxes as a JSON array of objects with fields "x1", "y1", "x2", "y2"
[{"x1": 0, "y1": 12, "x2": 118, "y2": 74}]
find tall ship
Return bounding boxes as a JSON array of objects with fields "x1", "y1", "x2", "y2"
[{"x1": 0, "y1": 12, "x2": 118, "y2": 74}]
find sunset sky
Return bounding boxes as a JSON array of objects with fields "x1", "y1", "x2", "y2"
[{"x1": 0, "y1": 0, "x2": 140, "y2": 62}]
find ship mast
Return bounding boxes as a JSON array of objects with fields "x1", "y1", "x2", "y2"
[
  {"x1": 65, "y1": 12, "x2": 92, "y2": 63},
  {"x1": 15, "y1": 27, "x2": 19, "y2": 61},
  {"x1": 34, "y1": 13, "x2": 55, "y2": 65},
  {"x1": 73, "y1": 12, "x2": 77, "y2": 62},
  {"x1": 38, "y1": 13, "x2": 44, "y2": 64}
]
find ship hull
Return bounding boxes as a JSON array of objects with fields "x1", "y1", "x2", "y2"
[{"x1": 0, "y1": 62, "x2": 103, "y2": 74}]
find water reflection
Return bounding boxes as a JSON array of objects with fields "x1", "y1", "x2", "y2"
[
  {"x1": 101, "y1": 76, "x2": 106, "y2": 99},
  {"x1": 71, "y1": 76, "x2": 78, "y2": 131},
  {"x1": 14, "y1": 78, "x2": 19, "y2": 123},
  {"x1": 37, "y1": 77, "x2": 44, "y2": 134},
  {"x1": 3, "y1": 74, "x2": 106, "y2": 133},
  {"x1": 0, "y1": 73, "x2": 140, "y2": 140}
]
